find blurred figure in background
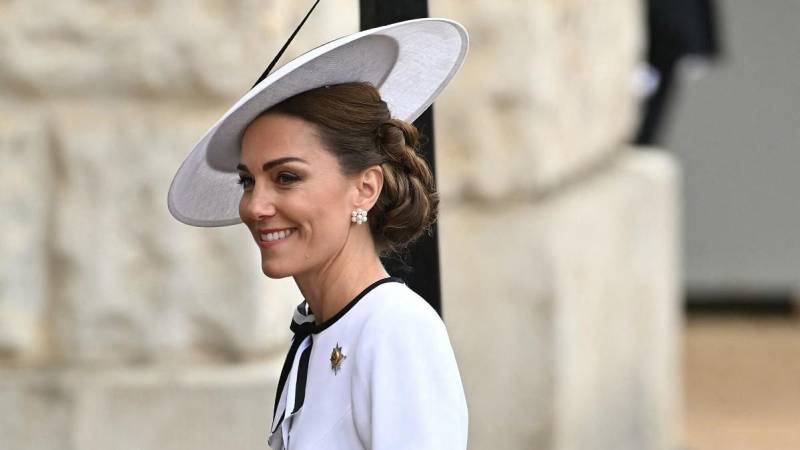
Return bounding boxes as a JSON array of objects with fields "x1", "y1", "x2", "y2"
[{"x1": 636, "y1": 0, "x2": 722, "y2": 145}]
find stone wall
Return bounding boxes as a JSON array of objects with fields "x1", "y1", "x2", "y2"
[
  {"x1": 0, "y1": 0, "x2": 359, "y2": 367},
  {"x1": 440, "y1": 153, "x2": 681, "y2": 450},
  {"x1": 0, "y1": 1, "x2": 681, "y2": 449},
  {"x1": 433, "y1": 0, "x2": 641, "y2": 202},
  {"x1": 432, "y1": 2, "x2": 682, "y2": 448}
]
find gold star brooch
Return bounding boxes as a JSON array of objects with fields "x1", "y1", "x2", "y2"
[{"x1": 330, "y1": 342, "x2": 347, "y2": 375}]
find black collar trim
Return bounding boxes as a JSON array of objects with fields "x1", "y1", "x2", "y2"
[{"x1": 311, "y1": 276, "x2": 404, "y2": 334}]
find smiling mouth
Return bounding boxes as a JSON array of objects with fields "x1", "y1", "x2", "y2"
[{"x1": 259, "y1": 228, "x2": 295, "y2": 243}]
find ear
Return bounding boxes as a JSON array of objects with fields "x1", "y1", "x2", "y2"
[{"x1": 352, "y1": 165, "x2": 384, "y2": 210}]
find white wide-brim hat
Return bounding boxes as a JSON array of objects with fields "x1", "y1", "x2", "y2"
[{"x1": 167, "y1": 18, "x2": 469, "y2": 227}]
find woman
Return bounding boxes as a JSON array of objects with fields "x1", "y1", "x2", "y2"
[{"x1": 168, "y1": 19, "x2": 469, "y2": 450}]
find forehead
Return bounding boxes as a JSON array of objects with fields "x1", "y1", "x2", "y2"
[{"x1": 239, "y1": 113, "x2": 333, "y2": 166}]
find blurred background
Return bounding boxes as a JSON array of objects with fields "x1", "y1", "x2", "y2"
[{"x1": 0, "y1": 0, "x2": 797, "y2": 449}]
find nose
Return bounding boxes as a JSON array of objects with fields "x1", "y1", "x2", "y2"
[{"x1": 240, "y1": 185, "x2": 277, "y2": 222}]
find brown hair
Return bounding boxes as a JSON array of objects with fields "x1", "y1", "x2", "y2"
[{"x1": 265, "y1": 82, "x2": 438, "y2": 254}]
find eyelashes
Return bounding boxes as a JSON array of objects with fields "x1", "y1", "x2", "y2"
[
  {"x1": 237, "y1": 172, "x2": 301, "y2": 189},
  {"x1": 237, "y1": 174, "x2": 254, "y2": 189},
  {"x1": 276, "y1": 172, "x2": 301, "y2": 184}
]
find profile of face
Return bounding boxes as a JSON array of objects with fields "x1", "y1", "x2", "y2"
[{"x1": 238, "y1": 113, "x2": 366, "y2": 278}]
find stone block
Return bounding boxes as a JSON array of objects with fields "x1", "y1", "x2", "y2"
[
  {"x1": 0, "y1": 0, "x2": 357, "y2": 100},
  {"x1": 440, "y1": 151, "x2": 681, "y2": 450},
  {"x1": 0, "y1": 361, "x2": 281, "y2": 450},
  {"x1": 431, "y1": 0, "x2": 644, "y2": 202},
  {"x1": 0, "y1": 369, "x2": 74, "y2": 450},
  {"x1": 0, "y1": 108, "x2": 51, "y2": 362},
  {"x1": 46, "y1": 103, "x2": 299, "y2": 364}
]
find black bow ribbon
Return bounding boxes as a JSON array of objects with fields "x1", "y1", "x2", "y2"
[{"x1": 271, "y1": 303, "x2": 316, "y2": 434}]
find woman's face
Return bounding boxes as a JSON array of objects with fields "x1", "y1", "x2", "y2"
[{"x1": 238, "y1": 113, "x2": 356, "y2": 278}]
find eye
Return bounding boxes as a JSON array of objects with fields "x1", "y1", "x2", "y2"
[
  {"x1": 276, "y1": 171, "x2": 301, "y2": 185},
  {"x1": 237, "y1": 173, "x2": 254, "y2": 189}
]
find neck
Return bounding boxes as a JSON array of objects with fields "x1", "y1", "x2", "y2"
[{"x1": 293, "y1": 233, "x2": 389, "y2": 326}]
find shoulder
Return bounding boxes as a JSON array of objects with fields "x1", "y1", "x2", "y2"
[
  {"x1": 357, "y1": 281, "x2": 447, "y2": 342},
  {"x1": 352, "y1": 280, "x2": 457, "y2": 374}
]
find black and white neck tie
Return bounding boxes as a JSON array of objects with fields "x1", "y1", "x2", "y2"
[{"x1": 268, "y1": 301, "x2": 316, "y2": 449}]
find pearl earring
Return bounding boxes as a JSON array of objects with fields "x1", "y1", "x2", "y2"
[{"x1": 351, "y1": 208, "x2": 368, "y2": 225}]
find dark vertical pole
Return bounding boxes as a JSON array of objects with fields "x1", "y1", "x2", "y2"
[{"x1": 360, "y1": 0, "x2": 442, "y2": 316}]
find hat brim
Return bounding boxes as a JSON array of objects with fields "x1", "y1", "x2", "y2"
[{"x1": 167, "y1": 18, "x2": 468, "y2": 227}]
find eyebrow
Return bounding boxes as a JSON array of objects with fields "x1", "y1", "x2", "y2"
[{"x1": 236, "y1": 157, "x2": 309, "y2": 173}]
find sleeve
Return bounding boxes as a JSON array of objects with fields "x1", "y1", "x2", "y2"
[{"x1": 351, "y1": 296, "x2": 469, "y2": 450}]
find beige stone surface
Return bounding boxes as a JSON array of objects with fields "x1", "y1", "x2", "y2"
[
  {"x1": 0, "y1": 361, "x2": 281, "y2": 450},
  {"x1": 0, "y1": 108, "x2": 51, "y2": 362},
  {"x1": 550, "y1": 151, "x2": 681, "y2": 450},
  {"x1": 0, "y1": 0, "x2": 357, "y2": 100},
  {"x1": 41, "y1": 102, "x2": 300, "y2": 364},
  {"x1": 432, "y1": 0, "x2": 643, "y2": 202},
  {"x1": 441, "y1": 151, "x2": 681, "y2": 450},
  {"x1": 0, "y1": 101, "x2": 303, "y2": 367},
  {"x1": 0, "y1": 0, "x2": 354, "y2": 365},
  {"x1": 0, "y1": 369, "x2": 74, "y2": 450}
]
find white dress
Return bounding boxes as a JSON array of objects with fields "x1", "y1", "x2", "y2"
[{"x1": 267, "y1": 277, "x2": 468, "y2": 450}]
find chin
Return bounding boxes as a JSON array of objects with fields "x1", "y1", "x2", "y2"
[
  {"x1": 260, "y1": 261, "x2": 296, "y2": 279},
  {"x1": 261, "y1": 266, "x2": 293, "y2": 279}
]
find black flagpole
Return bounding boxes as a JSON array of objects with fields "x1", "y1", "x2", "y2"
[{"x1": 359, "y1": 0, "x2": 442, "y2": 317}]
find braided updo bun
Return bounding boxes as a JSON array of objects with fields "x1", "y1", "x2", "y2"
[
  {"x1": 264, "y1": 82, "x2": 439, "y2": 254},
  {"x1": 374, "y1": 119, "x2": 437, "y2": 251}
]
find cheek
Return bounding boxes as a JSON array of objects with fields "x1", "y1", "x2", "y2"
[
  {"x1": 305, "y1": 203, "x2": 346, "y2": 243},
  {"x1": 302, "y1": 190, "x2": 351, "y2": 244}
]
